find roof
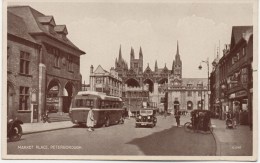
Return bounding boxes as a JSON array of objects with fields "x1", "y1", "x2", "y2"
[
  {"x1": 231, "y1": 26, "x2": 253, "y2": 48},
  {"x1": 93, "y1": 65, "x2": 108, "y2": 74},
  {"x1": 7, "y1": 6, "x2": 85, "y2": 54},
  {"x1": 76, "y1": 91, "x2": 122, "y2": 101},
  {"x1": 54, "y1": 25, "x2": 68, "y2": 34},
  {"x1": 38, "y1": 16, "x2": 55, "y2": 25},
  {"x1": 7, "y1": 11, "x2": 38, "y2": 44}
]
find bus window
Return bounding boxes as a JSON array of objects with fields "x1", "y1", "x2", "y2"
[
  {"x1": 75, "y1": 99, "x2": 84, "y2": 107},
  {"x1": 90, "y1": 100, "x2": 94, "y2": 107},
  {"x1": 101, "y1": 101, "x2": 105, "y2": 108},
  {"x1": 86, "y1": 100, "x2": 90, "y2": 106}
]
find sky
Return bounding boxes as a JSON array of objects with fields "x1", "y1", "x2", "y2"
[{"x1": 8, "y1": 0, "x2": 254, "y2": 83}]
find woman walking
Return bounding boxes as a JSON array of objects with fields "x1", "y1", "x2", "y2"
[{"x1": 87, "y1": 107, "x2": 94, "y2": 131}]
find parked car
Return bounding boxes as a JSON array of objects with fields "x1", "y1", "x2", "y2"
[{"x1": 135, "y1": 109, "x2": 157, "y2": 128}]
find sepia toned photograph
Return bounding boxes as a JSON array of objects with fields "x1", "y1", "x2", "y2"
[{"x1": 2, "y1": 0, "x2": 258, "y2": 161}]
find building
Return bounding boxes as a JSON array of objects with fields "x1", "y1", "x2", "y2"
[
  {"x1": 122, "y1": 85, "x2": 150, "y2": 115},
  {"x1": 114, "y1": 42, "x2": 208, "y2": 112},
  {"x1": 7, "y1": 6, "x2": 85, "y2": 123},
  {"x1": 210, "y1": 26, "x2": 253, "y2": 128},
  {"x1": 89, "y1": 65, "x2": 123, "y2": 97},
  {"x1": 226, "y1": 26, "x2": 253, "y2": 126},
  {"x1": 210, "y1": 53, "x2": 221, "y2": 118}
]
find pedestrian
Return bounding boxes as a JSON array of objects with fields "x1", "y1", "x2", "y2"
[
  {"x1": 174, "y1": 109, "x2": 181, "y2": 127},
  {"x1": 164, "y1": 110, "x2": 167, "y2": 119},
  {"x1": 87, "y1": 107, "x2": 94, "y2": 132}
]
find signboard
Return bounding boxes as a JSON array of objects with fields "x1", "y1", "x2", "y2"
[
  {"x1": 46, "y1": 97, "x2": 59, "y2": 103},
  {"x1": 235, "y1": 90, "x2": 247, "y2": 98}
]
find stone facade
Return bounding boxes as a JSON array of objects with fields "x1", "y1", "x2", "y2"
[
  {"x1": 114, "y1": 42, "x2": 208, "y2": 112},
  {"x1": 89, "y1": 65, "x2": 123, "y2": 97},
  {"x1": 7, "y1": 6, "x2": 85, "y2": 123}
]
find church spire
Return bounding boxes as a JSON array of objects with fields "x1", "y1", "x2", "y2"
[
  {"x1": 130, "y1": 47, "x2": 135, "y2": 60},
  {"x1": 155, "y1": 60, "x2": 158, "y2": 72},
  {"x1": 176, "y1": 40, "x2": 179, "y2": 56},
  {"x1": 119, "y1": 45, "x2": 122, "y2": 61},
  {"x1": 139, "y1": 46, "x2": 143, "y2": 59},
  {"x1": 175, "y1": 41, "x2": 181, "y2": 63}
]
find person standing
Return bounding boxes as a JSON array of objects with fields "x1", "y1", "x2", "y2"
[
  {"x1": 87, "y1": 107, "x2": 94, "y2": 131},
  {"x1": 174, "y1": 109, "x2": 181, "y2": 127}
]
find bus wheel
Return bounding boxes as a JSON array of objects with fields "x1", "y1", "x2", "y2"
[
  {"x1": 104, "y1": 117, "x2": 110, "y2": 127},
  {"x1": 119, "y1": 116, "x2": 124, "y2": 124}
]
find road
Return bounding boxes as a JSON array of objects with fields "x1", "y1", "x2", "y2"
[{"x1": 7, "y1": 115, "x2": 216, "y2": 155}]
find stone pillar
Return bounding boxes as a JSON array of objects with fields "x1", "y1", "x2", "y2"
[
  {"x1": 38, "y1": 45, "x2": 46, "y2": 122},
  {"x1": 59, "y1": 96, "x2": 63, "y2": 113}
]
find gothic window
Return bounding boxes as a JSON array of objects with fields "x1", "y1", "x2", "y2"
[{"x1": 20, "y1": 51, "x2": 30, "y2": 75}]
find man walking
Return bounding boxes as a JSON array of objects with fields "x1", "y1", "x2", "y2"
[{"x1": 175, "y1": 108, "x2": 181, "y2": 127}]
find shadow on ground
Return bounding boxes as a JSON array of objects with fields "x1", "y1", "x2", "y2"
[{"x1": 127, "y1": 126, "x2": 216, "y2": 156}]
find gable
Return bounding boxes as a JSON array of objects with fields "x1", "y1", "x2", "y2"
[{"x1": 94, "y1": 65, "x2": 106, "y2": 74}]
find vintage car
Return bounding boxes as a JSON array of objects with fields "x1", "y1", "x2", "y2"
[{"x1": 135, "y1": 109, "x2": 157, "y2": 128}]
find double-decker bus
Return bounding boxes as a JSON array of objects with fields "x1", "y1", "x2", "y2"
[{"x1": 69, "y1": 91, "x2": 125, "y2": 127}]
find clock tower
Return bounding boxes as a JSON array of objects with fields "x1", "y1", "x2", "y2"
[{"x1": 171, "y1": 41, "x2": 182, "y2": 86}]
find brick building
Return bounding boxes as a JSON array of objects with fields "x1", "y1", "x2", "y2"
[
  {"x1": 7, "y1": 6, "x2": 85, "y2": 123},
  {"x1": 210, "y1": 26, "x2": 253, "y2": 127}
]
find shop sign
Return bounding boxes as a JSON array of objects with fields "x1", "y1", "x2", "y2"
[
  {"x1": 235, "y1": 90, "x2": 247, "y2": 98},
  {"x1": 229, "y1": 93, "x2": 235, "y2": 99},
  {"x1": 46, "y1": 97, "x2": 59, "y2": 103}
]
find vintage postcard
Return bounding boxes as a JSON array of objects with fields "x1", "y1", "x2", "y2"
[{"x1": 2, "y1": 0, "x2": 258, "y2": 161}]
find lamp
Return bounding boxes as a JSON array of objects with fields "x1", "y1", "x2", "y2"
[{"x1": 198, "y1": 58, "x2": 210, "y2": 110}]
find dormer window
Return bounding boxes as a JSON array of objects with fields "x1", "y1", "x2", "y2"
[
  {"x1": 54, "y1": 25, "x2": 68, "y2": 40},
  {"x1": 38, "y1": 16, "x2": 56, "y2": 35},
  {"x1": 187, "y1": 84, "x2": 192, "y2": 87},
  {"x1": 197, "y1": 83, "x2": 203, "y2": 87}
]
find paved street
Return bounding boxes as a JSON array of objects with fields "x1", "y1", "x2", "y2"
[{"x1": 7, "y1": 115, "x2": 216, "y2": 155}]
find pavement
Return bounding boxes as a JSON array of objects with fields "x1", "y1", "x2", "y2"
[
  {"x1": 21, "y1": 115, "x2": 253, "y2": 156},
  {"x1": 22, "y1": 121, "x2": 73, "y2": 135},
  {"x1": 210, "y1": 118, "x2": 253, "y2": 156}
]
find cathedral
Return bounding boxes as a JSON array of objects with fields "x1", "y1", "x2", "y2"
[{"x1": 115, "y1": 42, "x2": 209, "y2": 112}]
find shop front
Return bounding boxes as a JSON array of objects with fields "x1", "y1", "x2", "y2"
[{"x1": 229, "y1": 90, "x2": 249, "y2": 125}]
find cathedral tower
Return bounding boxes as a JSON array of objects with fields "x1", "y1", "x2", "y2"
[{"x1": 172, "y1": 41, "x2": 182, "y2": 78}]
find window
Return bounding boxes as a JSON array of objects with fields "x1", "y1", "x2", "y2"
[
  {"x1": 19, "y1": 86, "x2": 30, "y2": 111},
  {"x1": 187, "y1": 84, "x2": 192, "y2": 87},
  {"x1": 20, "y1": 51, "x2": 30, "y2": 74},
  {"x1": 197, "y1": 84, "x2": 203, "y2": 87},
  {"x1": 198, "y1": 91, "x2": 202, "y2": 97},
  {"x1": 241, "y1": 68, "x2": 248, "y2": 84},
  {"x1": 188, "y1": 91, "x2": 192, "y2": 97},
  {"x1": 75, "y1": 99, "x2": 94, "y2": 107},
  {"x1": 96, "y1": 77, "x2": 103, "y2": 84},
  {"x1": 53, "y1": 48, "x2": 60, "y2": 68},
  {"x1": 67, "y1": 55, "x2": 73, "y2": 72},
  {"x1": 242, "y1": 47, "x2": 246, "y2": 56},
  {"x1": 237, "y1": 53, "x2": 240, "y2": 60}
]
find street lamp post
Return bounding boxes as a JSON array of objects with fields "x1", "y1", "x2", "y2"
[{"x1": 198, "y1": 58, "x2": 210, "y2": 110}]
